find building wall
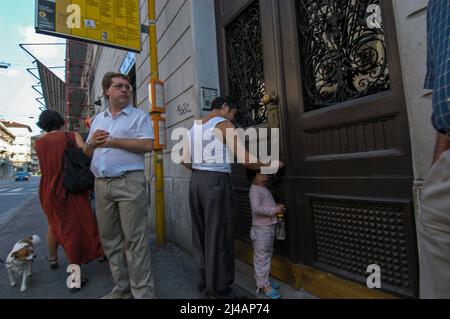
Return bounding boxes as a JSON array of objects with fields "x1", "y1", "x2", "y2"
[
  {"x1": 8, "y1": 127, "x2": 32, "y2": 168},
  {"x1": 149, "y1": 0, "x2": 220, "y2": 252},
  {"x1": 0, "y1": 138, "x2": 12, "y2": 157},
  {"x1": 392, "y1": 0, "x2": 435, "y2": 218},
  {"x1": 30, "y1": 135, "x2": 42, "y2": 175},
  {"x1": 87, "y1": 0, "x2": 220, "y2": 253},
  {"x1": 0, "y1": 124, "x2": 15, "y2": 178}
]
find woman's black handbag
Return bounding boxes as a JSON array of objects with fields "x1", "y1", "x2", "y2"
[{"x1": 62, "y1": 133, "x2": 95, "y2": 193}]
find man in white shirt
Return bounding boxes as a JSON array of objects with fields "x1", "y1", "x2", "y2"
[{"x1": 83, "y1": 72, "x2": 155, "y2": 299}]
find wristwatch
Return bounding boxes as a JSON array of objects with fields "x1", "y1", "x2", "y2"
[
  {"x1": 108, "y1": 137, "x2": 115, "y2": 148},
  {"x1": 86, "y1": 140, "x2": 95, "y2": 148}
]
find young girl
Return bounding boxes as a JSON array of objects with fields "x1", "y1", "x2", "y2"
[{"x1": 247, "y1": 170, "x2": 285, "y2": 299}]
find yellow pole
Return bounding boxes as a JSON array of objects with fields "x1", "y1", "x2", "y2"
[
  {"x1": 148, "y1": 0, "x2": 158, "y2": 81},
  {"x1": 148, "y1": 0, "x2": 165, "y2": 246}
]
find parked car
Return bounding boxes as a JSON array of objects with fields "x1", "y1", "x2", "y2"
[{"x1": 15, "y1": 170, "x2": 30, "y2": 182}]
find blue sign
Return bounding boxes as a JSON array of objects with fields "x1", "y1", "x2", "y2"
[{"x1": 120, "y1": 52, "x2": 136, "y2": 75}]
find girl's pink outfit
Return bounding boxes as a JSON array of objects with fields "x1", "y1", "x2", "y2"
[{"x1": 249, "y1": 184, "x2": 278, "y2": 288}]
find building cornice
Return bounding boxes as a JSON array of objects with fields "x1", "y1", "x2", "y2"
[{"x1": 0, "y1": 121, "x2": 16, "y2": 143}]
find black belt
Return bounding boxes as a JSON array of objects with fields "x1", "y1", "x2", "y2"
[
  {"x1": 96, "y1": 170, "x2": 143, "y2": 180},
  {"x1": 192, "y1": 169, "x2": 230, "y2": 175}
]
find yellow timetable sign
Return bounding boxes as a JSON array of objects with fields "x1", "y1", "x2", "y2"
[{"x1": 35, "y1": 0, "x2": 141, "y2": 52}]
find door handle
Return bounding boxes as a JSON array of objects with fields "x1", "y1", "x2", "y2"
[
  {"x1": 261, "y1": 93, "x2": 279, "y2": 106},
  {"x1": 261, "y1": 93, "x2": 279, "y2": 127}
]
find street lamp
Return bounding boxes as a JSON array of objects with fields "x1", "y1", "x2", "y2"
[{"x1": 0, "y1": 61, "x2": 11, "y2": 69}]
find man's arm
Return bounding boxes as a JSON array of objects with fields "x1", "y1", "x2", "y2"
[
  {"x1": 102, "y1": 113, "x2": 154, "y2": 154},
  {"x1": 101, "y1": 138, "x2": 154, "y2": 154},
  {"x1": 215, "y1": 121, "x2": 278, "y2": 171},
  {"x1": 432, "y1": 133, "x2": 450, "y2": 165},
  {"x1": 74, "y1": 132, "x2": 95, "y2": 157},
  {"x1": 82, "y1": 144, "x2": 95, "y2": 157},
  {"x1": 215, "y1": 121, "x2": 284, "y2": 172}
]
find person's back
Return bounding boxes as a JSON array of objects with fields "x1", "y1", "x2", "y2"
[
  {"x1": 36, "y1": 132, "x2": 67, "y2": 176},
  {"x1": 189, "y1": 116, "x2": 232, "y2": 173},
  {"x1": 186, "y1": 97, "x2": 239, "y2": 299},
  {"x1": 35, "y1": 110, "x2": 103, "y2": 291},
  {"x1": 36, "y1": 131, "x2": 103, "y2": 265}
]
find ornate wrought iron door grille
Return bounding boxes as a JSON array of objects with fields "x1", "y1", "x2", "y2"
[
  {"x1": 225, "y1": 0, "x2": 267, "y2": 127},
  {"x1": 296, "y1": 0, "x2": 391, "y2": 111}
]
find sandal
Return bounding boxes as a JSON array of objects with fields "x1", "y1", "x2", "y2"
[
  {"x1": 270, "y1": 279, "x2": 280, "y2": 289},
  {"x1": 256, "y1": 286, "x2": 281, "y2": 299},
  {"x1": 69, "y1": 277, "x2": 88, "y2": 294},
  {"x1": 47, "y1": 256, "x2": 58, "y2": 269}
]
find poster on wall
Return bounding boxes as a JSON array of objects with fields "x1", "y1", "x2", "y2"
[
  {"x1": 201, "y1": 87, "x2": 218, "y2": 111},
  {"x1": 35, "y1": 0, "x2": 141, "y2": 52}
]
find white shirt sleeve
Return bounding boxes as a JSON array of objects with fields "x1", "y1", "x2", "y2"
[{"x1": 136, "y1": 112, "x2": 154, "y2": 140}]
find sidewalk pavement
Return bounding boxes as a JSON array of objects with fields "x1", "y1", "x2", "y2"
[{"x1": 0, "y1": 194, "x2": 314, "y2": 299}]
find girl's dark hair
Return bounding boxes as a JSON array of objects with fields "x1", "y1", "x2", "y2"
[
  {"x1": 246, "y1": 169, "x2": 257, "y2": 181},
  {"x1": 36, "y1": 110, "x2": 65, "y2": 132}
]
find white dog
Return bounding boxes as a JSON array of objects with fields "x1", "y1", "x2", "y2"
[{"x1": 3, "y1": 235, "x2": 41, "y2": 291}]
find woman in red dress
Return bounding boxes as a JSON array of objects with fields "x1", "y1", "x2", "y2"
[{"x1": 35, "y1": 110, "x2": 103, "y2": 284}]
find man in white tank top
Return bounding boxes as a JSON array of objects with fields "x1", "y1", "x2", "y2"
[{"x1": 182, "y1": 96, "x2": 283, "y2": 299}]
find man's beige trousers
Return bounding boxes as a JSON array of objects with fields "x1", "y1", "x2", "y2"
[
  {"x1": 419, "y1": 150, "x2": 450, "y2": 298},
  {"x1": 95, "y1": 171, "x2": 155, "y2": 299}
]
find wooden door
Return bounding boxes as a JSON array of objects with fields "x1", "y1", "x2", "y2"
[
  {"x1": 215, "y1": 0, "x2": 284, "y2": 241},
  {"x1": 215, "y1": 0, "x2": 418, "y2": 298}
]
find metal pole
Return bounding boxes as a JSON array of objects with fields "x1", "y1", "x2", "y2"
[{"x1": 148, "y1": 0, "x2": 166, "y2": 246}]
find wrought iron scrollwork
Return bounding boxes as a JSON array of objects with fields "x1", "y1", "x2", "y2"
[
  {"x1": 296, "y1": 0, "x2": 391, "y2": 111},
  {"x1": 226, "y1": 1, "x2": 267, "y2": 127}
]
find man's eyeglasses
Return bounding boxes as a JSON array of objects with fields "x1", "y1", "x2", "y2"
[{"x1": 111, "y1": 83, "x2": 133, "y2": 91}]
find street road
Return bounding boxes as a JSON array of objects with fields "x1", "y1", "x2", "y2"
[{"x1": 0, "y1": 176, "x2": 40, "y2": 224}]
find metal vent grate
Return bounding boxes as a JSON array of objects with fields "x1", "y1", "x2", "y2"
[
  {"x1": 233, "y1": 187, "x2": 252, "y2": 243},
  {"x1": 311, "y1": 197, "x2": 414, "y2": 295}
]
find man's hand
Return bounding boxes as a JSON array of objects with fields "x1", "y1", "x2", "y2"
[
  {"x1": 261, "y1": 159, "x2": 284, "y2": 174},
  {"x1": 432, "y1": 133, "x2": 450, "y2": 165},
  {"x1": 89, "y1": 130, "x2": 110, "y2": 148}
]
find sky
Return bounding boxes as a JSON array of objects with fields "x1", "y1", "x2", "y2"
[{"x1": 0, "y1": 0, "x2": 66, "y2": 134}]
